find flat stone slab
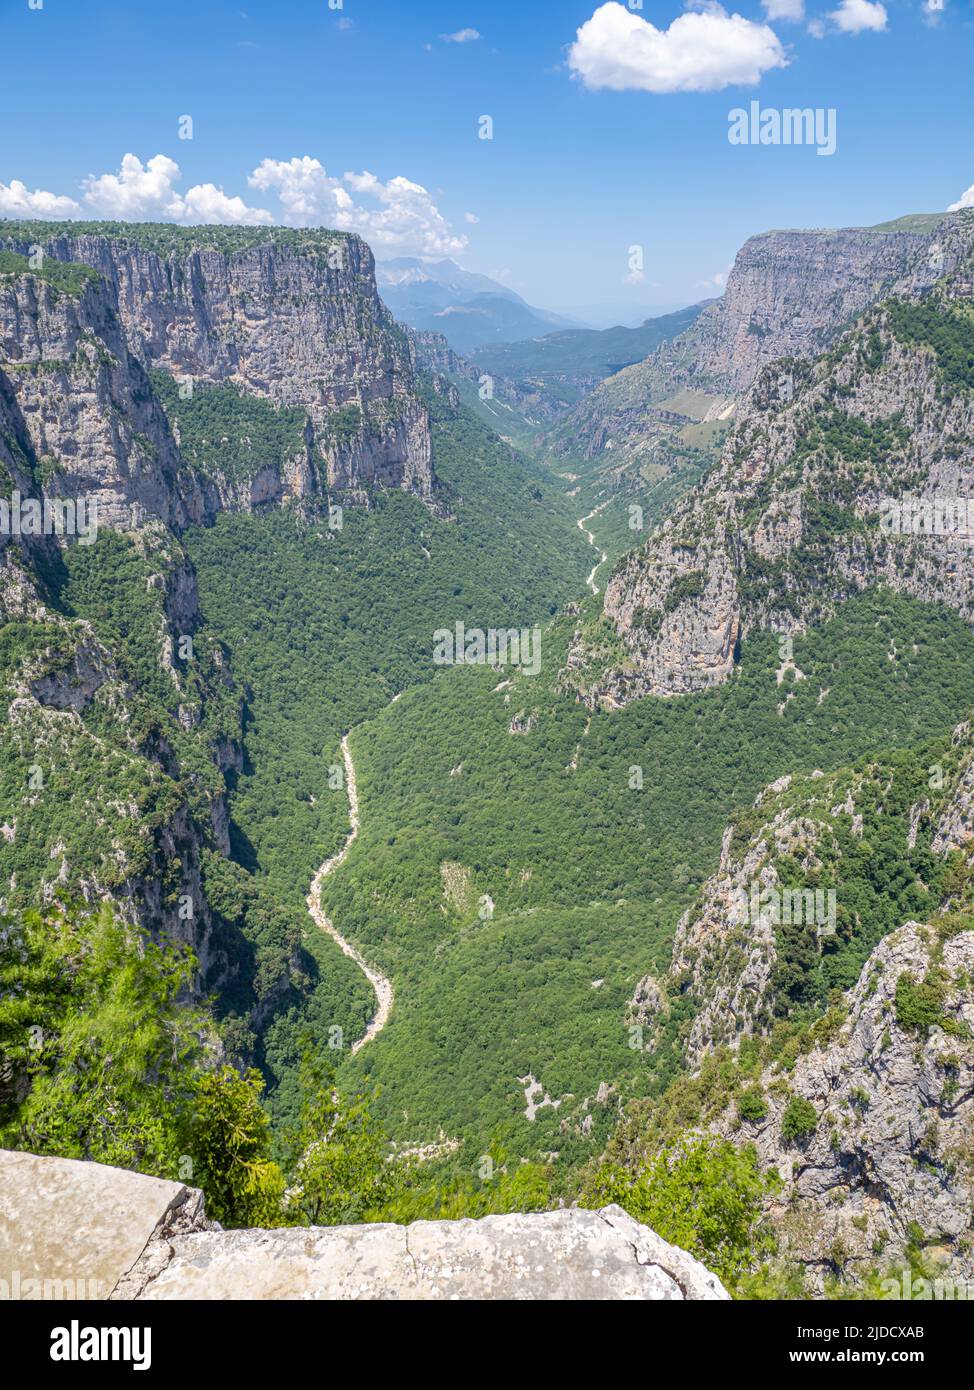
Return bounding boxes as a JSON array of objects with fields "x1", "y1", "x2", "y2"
[
  {"x1": 0, "y1": 1150, "x2": 729, "y2": 1300},
  {"x1": 131, "y1": 1205, "x2": 728, "y2": 1301},
  {"x1": 0, "y1": 1149, "x2": 195, "y2": 1301}
]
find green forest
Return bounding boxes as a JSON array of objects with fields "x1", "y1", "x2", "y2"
[{"x1": 3, "y1": 225, "x2": 974, "y2": 1300}]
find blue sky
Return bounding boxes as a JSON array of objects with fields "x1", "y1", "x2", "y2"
[{"x1": 1, "y1": 0, "x2": 971, "y2": 320}]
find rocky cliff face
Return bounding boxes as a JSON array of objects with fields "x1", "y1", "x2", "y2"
[
  {"x1": 634, "y1": 723, "x2": 974, "y2": 1289},
  {"x1": 601, "y1": 211, "x2": 974, "y2": 702},
  {"x1": 0, "y1": 270, "x2": 211, "y2": 530},
  {"x1": 692, "y1": 225, "x2": 943, "y2": 393},
  {"x1": 0, "y1": 223, "x2": 440, "y2": 992},
  {"x1": 0, "y1": 224, "x2": 434, "y2": 503},
  {"x1": 549, "y1": 218, "x2": 950, "y2": 484},
  {"x1": 0, "y1": 1149, "x2": 729, "y2": 1301},
  {"x1": 715, "y1": 921, "x2": 974, "y2": 1289}
]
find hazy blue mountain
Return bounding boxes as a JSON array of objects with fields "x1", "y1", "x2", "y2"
[
  {"x1": 376, "y1": 256, "x2": 585, "y2": 352},
  {"x1": 472, "y1": 301, "x2": 709, "y2": 400}
]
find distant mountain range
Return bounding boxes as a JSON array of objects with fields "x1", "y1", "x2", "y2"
[
  {"x1": 472, "y1": 302, "x2": 709, "y2": 405},
  {"x1": 375, "y1": 257, "x2": 586, "y2": 354}
]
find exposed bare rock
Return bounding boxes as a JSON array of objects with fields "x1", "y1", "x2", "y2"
[
  {"x1": 0, "y1": 1149, "x2": 729, "y2": 1301},
  {"x1": 0, "y1": 1149, "x2": 208, "y2": 1302},
  {"x1": 1, "y1": 228, "x2": 433, "y2": 501},
  {"x1": 602, "y1": 211, "x2": 974, "y2": 702},
  {"x1": 552, "y1": 218, "x2": 947, "y2": 476},
  {"x1": 713, "y1": 923, "x2": 974, "y2": 1290},
  {"x1": 0, "y1": 272, "x2": 208, "y2": 530}
]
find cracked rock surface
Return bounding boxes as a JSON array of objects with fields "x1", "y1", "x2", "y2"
[{"x1": 0, "y1": 1150, "x2": 728, "y2": 1300}]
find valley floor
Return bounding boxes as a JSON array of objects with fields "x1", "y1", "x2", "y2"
[{"x1": 306, "y1": 733, "x2": 393, "y2": 1055}]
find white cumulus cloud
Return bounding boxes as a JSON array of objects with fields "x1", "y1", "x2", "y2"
[
  {"x1": 440, "y1": 28, "x2": 481, "y2": 43},
  {"x1": 248, "y1": 157, "x2": 467, "y2": 256},
  {"x1": 0, "y1": 179, "x2": 82, "y2": 218},
  {"x1": 828, "y1": 0, "x2": 888, "y2": 32},
  {"x1": 80, "y1": 154, "x2": 272, "y2": 224},
  {"x1": 181, "y1": 183, "x2": 273, "y2": 225},
  {"x1": 948, "y1": 183, "x2": 974, "y2": 212},
  {"x1": 0, "y1": 153, "x2": 467, "y2": 257},
  {"x1": 568, "y1": 1, "x2": 788, "y2": 94},
  {"x1": 81, "y1": 154, "x2": 187, "y2": 219}
]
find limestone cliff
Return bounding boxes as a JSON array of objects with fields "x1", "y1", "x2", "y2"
[
  {"x1": 552, "y1": 217, "x2": 949, "y2": 479},
  {"x1": 0, "y1": 222, "x2": 434, "y2": 503},
  {"x1": 0, "y1": 269, "x2": 209, "y2": 530},
  {"x1": 601, "y1": 210, "x2": 974, "y2": 702}
]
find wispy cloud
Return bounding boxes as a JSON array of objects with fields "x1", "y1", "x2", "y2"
[{"x1": 827, "y1": 0, "x2": 888, "y2": 33}]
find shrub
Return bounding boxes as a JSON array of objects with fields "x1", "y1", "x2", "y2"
[
  {"x1": 738, "y1": 1088, "x2": 768, "y2": 1124},
  {"x1": 781, "y1": 1096, "x2": 818, "y2": 1142},
  {"x1": 583, "y1": 1134, "x2": 776, "y2": 1288}
]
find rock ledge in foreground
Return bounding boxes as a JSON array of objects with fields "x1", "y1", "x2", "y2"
[{"x1": 0, "y1": 1150, "x2": 728, "y2": 1301}]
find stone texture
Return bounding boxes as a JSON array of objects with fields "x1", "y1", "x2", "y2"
[
  {"x1": 601, "y1": 211, "x2": 974, "y2": 702},
  {"x1": 0, "y1": 1149, "x2": 728, "y2": 1300},
  {"x1": 128, "y1": 1204, "x2": 728, "y2": 1302},
  {"x1": 1, "y1": 230, "x2": 433, "y2": 503},
  {"x1": 0, "y1": 1149, "x2": 201, "y2": 1301},
  {"x1": 713, "y1": 923, "x2": 974, "y2": 1290},
  {"x1": 0, "y1": 272, "x2": 209, "y2": 531},
  {"x1": 552, "y1": 220, "x2": 946, "y2": 474}
]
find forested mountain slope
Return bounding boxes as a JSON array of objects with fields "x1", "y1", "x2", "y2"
[
  {"x1": 0, "y1": 224, "x2": 591, "y2": 1127},
  {"x1": 4, "y1": 214, "x2": 974, "y2": 1295},
  {"x1": 472, "y1": 302, "x2": 707, "y2": 407},
  {"x1": 601, "y1": 723, "x2": 974, "y2": 1291},
  {"x1": 321, "y1": 589, "x2": 974, "y2": 1163},
  {"x1": 603, "y1": 210, "x2": 974, "y2": 702}
]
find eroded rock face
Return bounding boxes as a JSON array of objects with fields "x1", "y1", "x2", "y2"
[
  {"x1": 715, "y1": 924, "x2": 974, "y2": 1290},
  {"x1": 0, "y1": 273, "x2": 209, "y2": 530},
  {"x1": 692, "y1": 227, "x2": 942, "y2": 394},
  {"x1": 553, "y1": 220, "x2": 945, "y2": 474},
  {"x1": 0, "y1": 1150, "x2": 729, "y2": 1301},
  {"x1": 601, "y1": 212, "x2": 974, "y2": 703},
  {"x1": 1, "y1": 230, "x2": 433, "y2": 502}
]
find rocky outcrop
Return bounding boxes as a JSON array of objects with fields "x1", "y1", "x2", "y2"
[
  {"x1": 601, "y1": 210, "x2": 974, "y2": 702},
  {"x1": 658, "y1": 721, "x2": 974, "y2": 1069},
  {"x1": 0, "y1": 224, "x2": 434, "y2": 504},
  {"x1": 690, "y1": 225, "x2": 945, "y2": 394},
  {"x1": 0, "y1": 271, "x2": 209, "y2": 530},
  {"x1": 554, "y1": 217, "x2": 950, "y2": 477},
  {"x1": 627, "y1": 718, "x2": 974, "y2": 1289},
  {"x1": 0, "y1": 1149, "x2": 210, "y2": 1302},
  {"x1": 714, "y1": 922, "x2": 974, "y2": 1289},
  {"x1": 0, "y1": 1149, "x2": 729, "y2": 1301}
]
